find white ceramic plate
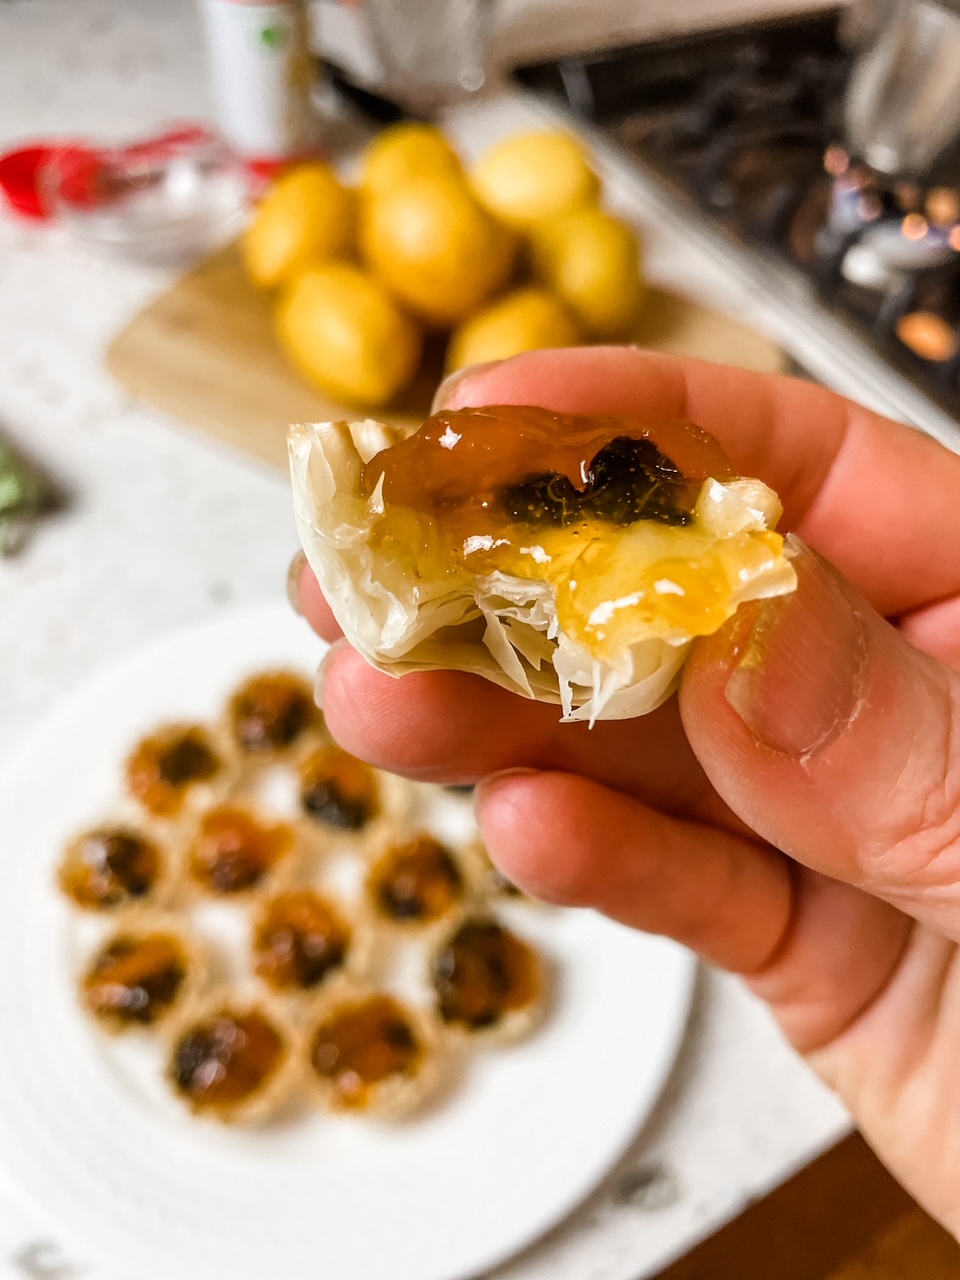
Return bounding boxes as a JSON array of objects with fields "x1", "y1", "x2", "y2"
[{"x1": 0, "y1": 605, "x2": 695, "y2": 1280}]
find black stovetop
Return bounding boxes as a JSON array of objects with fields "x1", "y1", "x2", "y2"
[{"x1": 515, "y1": 10, "x2": 960, "y2": 425}]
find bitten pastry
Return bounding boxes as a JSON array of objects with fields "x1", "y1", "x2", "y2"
[{"x1": 289, "y1": 405, "x2": 796, "y2": 722}]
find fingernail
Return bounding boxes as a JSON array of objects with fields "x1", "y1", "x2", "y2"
[
  {"x1": 314, "y1": 638, "x2": 348, "y2": 709},
  {"x1": 473, "y1": 767, "x2": 540, "y2": 818},
  {"x1": 430, "y1": 361, "x2": 500, "y2": 413},
  {"x1": 286, "y1": 549, "x2": 307, "y2": 616},
  {"x1": 723, "y1": 537, "x2": 866, "y2": 757}
]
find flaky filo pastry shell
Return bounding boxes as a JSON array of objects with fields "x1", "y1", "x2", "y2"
[{"x1": 289, "y1": 417, "x2": 797, "y2": 723}]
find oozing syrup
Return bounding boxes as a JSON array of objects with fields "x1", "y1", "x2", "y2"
[
  {"x1": 309, "y1": 994, "x2": 423, "y2": 1108},
  {"x1": 433, "y1": 919, "x2": 539, "y2": 1030},
  {"x1": 82, "y1": 932, "x2": 188, "y2": 1028},
  {"x1": 229, "y1": 671, "x2": 319, "y2": 754},
  {"x1": 171, "y1": 1009, "x2": 286, "y2": 1112},
  {"x1": 59, "y1": 827, "x2": 162, "y2": 910},
  {"x1": 364, "y1": 406, "x2": 734, "y2": 511},
  {"x1": 299, "y1": 745, "x2": 378, "y2": 831},
  {"x1": 253, "y1": 889, "x2": 350, "y2": 990},
  {"x1": 126, "y1": 726, "x2": 222, "y2": 818},
  {"x1": 187, "y1": 806, "x2": 294, "y2": 895},
  {"x1": 359, "y1": 406, "x2": 784, "y2": 659},
  {"x1": 367, "y1": 835, "x2": 463, "y2": 923}
]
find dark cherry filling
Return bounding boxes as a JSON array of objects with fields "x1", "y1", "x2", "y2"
[
  {"x1": 83, "y1": 933, "x2": 188, "y2": 1027},
  {"x1": 126, "y1": 726, "x2": 222, "y2": 817},
  {"x1": 364, "y1": 406, "x2": 733, "y2": 517},
  {"x1": 229, "y1": 671, "x2": 317, "y2": 754},
  {"x1": 309, "y1": 995, "x2": 423, "y2": 1107},
  {"x1": 158, "y1": 734, "x2": 219, "y2": 785},
  {"x1": 433, "y1": 919, "x2": 539, "y2": 1030},
  {"x1": 299, "y1": 745, "x2": 378, "y2": 831},
  {"x1": 253, "y1": 890, "x2": 350, "y2": 990},
  {"x1": 368, "y1": 835, "x2": 463, "y2": 922},
  {"x1": 59, "y1": 828, "x2": 162, "y2": 909},
  {"x1": 188, "y1": 806, "x2": 293, "y2": 895},
  {"x1": 171, "y1": 1010, "x2": 285, "y2": 1111},
  {"x1": 498, "y1": 436, "x2": 700, "y2": 528}
]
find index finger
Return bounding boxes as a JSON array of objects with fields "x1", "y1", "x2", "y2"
[{"x1": 439, "y1": 347, "x2": 960, "y2": 616}]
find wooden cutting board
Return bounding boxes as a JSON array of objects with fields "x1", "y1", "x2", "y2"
[
  {"x1": 105, "y1": 243, "x2": 785, "y2": 470},
  {"x1": 654, "y1": 1133, "x2": 959, "y2": 1280}
]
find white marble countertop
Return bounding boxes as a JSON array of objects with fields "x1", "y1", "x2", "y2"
[{"x1": 0, "y1": 2, "x2": 849, "y2": 1278}]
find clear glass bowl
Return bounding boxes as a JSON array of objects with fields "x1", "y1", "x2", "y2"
[{"x1": 40, "y1": 127, "x2": 249, "y2": 266}]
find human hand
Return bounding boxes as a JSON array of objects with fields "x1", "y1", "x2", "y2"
[{"x1": 292, "y1": 347, "x2": 960, "y2": 1234}]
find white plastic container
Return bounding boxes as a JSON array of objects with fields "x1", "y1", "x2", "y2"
[{"x1": 199, "y1": 0, "x2": 319, "y2": 163}]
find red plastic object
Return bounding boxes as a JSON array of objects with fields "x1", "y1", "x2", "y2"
[
  {"x1": 0, "y1": 144, "x2": 62, "y2": 219},
  {"x1": 0, "y1": 125, "x2": 222, "y2": 221}
]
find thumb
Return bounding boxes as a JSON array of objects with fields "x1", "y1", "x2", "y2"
[{"x1": 680, "y1": 536, "x2": 960, "y2": 934}]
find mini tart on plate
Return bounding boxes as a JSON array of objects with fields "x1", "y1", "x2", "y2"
[
  {"x1": 183, "y1": 803, "x2": 299, "y2": 900},
  {"x1": 124, "y1": 722, "x2": 231, "y2": 820},
  {"x1": 166, "y1": 992, "x2": 298, "y2": 1124},
  {"x1": 251, "y1": 887, "x2": 366, "y2": 996},
  {"x1": 225, "y1": 669, "x2": 323, "y2": 764},
  {"x1": 304, "y1": 982, "x2": 438, "y2": 1117},
  {"x1": 363, "y1": 831, "x2": 466, "y2": 932},
  {"x1": 468, "y1": 840, "x2": 529, "y2": 902},
  {"x1": 57, "y1": 822, "x2": 171, "y2": 912},
  {"x1": 296, "y1": 742, "x2": 411, "y2": 844},
  {"x1": 79, "y1": 913, "x2": 201, "y2": 1034},
  {"x1": 289, "y1": 406, "x2": 796, "y2": 723},
  {"x1": 430, "y1": 916, "x2": 544, "y2": 1045}
]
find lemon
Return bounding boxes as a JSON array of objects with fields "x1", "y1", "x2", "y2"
[
  {"x1": 275, "y1": 263, "x2": 421, "y2": 407},
  {"x1": 446, "y1": 287, "x2": 580, "y2": 372},
  {"x1": 533, "y1": 207, "x2": 645, "y2": 338},
  {"x1": 360, "y1": 122, "x2": 462, "y2": 199},
  {"x1": 470, "y1": 132, "x2": 599, "y2": 229},
  {"x1": 243, "y1": 163, "x2": 355, "y2": 290},
  {"x1": 360, "y1": 173, "x2": 514, "y2": 327}
]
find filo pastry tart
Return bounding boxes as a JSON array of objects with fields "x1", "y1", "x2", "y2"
[
  {"x1": 304, "y1": 983, "x2": 438, "y2": 1117},
  {"x1": 166, "y1": 992, "x2": 298, "y2": 1124},
  {"x1": 225, "y1": 669, "x2": 323, "y2": 763},
  {"x1": 289, "y1": 405, "x2": 797, "y2": 722},
  {"x1": 430, "y1": 916, "x2": 544, "y2": 1047},
  {"x1": 79, "y1": 913, "x2": 201, "y2": 1034},
  {"x1": 251, "y1": 887, "x2": 366, "y2": 996},
  {"x1": 58, "y1": 823, "x2": 171, "y2": 913}
]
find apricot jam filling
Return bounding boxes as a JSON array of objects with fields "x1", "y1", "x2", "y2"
[
  {"x1": 59, "y1": 827, "x2": 163, "y2": 910},
  {"x1": 433, "y1": 919, "x2": 539, "y2": 1030},
  {"x1": 228, "y1": 671, "x2": 318, "y2": 755},
  {"x1": 360, "y1": 405, "x2": 785, "y2": 661},
  {"x1": 187, "y1": 806, "x2": 294, "y2": 895},
  {"x1": 253, "y1": 889, "x2": 351, "y2": 991},
  {"x1": 82, "y1": 932, "x2": 188, "y2": 1028},
  {"x1": 171, "y1": 1009, "x2": 286, "y2": 1112},
  {"x1": 309, "y1": 994, "x2": 423, "y2": 1107},
  {"x1": 126, "y1": 725, "x2": 222, "y2": 818},
  {"x1": 299, "y1": 744, "x2": 379, "y2": 831},
  {"x1": 367, "y1": 835, "x2": 463, "y2": 923}
]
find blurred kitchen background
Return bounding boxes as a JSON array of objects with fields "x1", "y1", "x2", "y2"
[{"x1": 3, "y1": 0, "x2": 960, "y2": 1276}]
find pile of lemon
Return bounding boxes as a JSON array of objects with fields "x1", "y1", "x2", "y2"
[{"x1": 243, "y1": 124, "x2": 646, "y2": 409}]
